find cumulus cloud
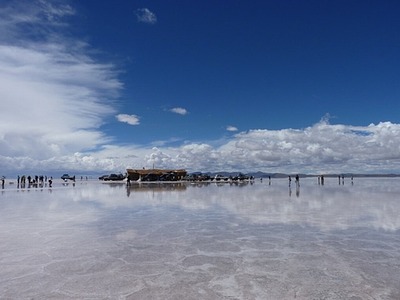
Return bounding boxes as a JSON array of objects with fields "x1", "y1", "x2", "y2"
[
  {"x1": 226, "y1": 125, "x2": 238, "y2": 132},
  {"x1": 135, "y1": 8, "x2": 157, "y2": 24},
  {"x1": 116, "y1": 120, "x2": 400, "y2": 174},
  {"x1": 116, "y1": 114, "x2": 140, "y2": 125},
  {"x1": 3, "y1": 115, "x2": 400, "y2": 174},
  {"x1": 170, "y1": 107, "x2": 188, "y2": 115}
]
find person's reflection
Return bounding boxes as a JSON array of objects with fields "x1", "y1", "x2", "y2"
[
  {"x1": 296, "y1": 185, "x2": 300, "y2": 197},
  {"x1": 289, "y1": 186, "x2": 292, "y2": 197},
  {"x1": 126, "y1": 185, "x2": 131, "y2": 197}
]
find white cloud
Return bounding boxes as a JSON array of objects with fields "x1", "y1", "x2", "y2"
[
  {"x1": 116, "y1": 114, "x2": 140, "y2": 125},
  {"x1": 95, "y1": 120, "x2": 400, "y2": 175},
  {"x1": 170, "y1": 107, "x2": 188, "y2": 115},
  {"x1": 0, "y1": 1, "x2": 121, "y2": 172},
  {"x1": 135, "y1": 8, "x2": 157, "y2": 24},
  {"x1": 3, "y1": 118, "x2": 400, "y2": 175},
  {"x1": 226, "y1": 125, "x2": 238, "y2": 132}
]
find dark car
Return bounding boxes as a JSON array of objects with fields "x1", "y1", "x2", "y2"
[
  {"x1": 232, "y1": 173, "x2": 250, "y2": 181},
  {"x1": 159, "y1": 173, "x2": 179, "y2": 181},
  {"x1": 141, "y1": 173, "x2": 159, "y2": 181},
  {"x1": 98, "y1": 174, "x2": 109, "y2": 180},
  {"x1": 103, "y1": 173, "x2": 125, "y2": 181},
  {"x1": 61, "y1": 174, "x2": 75, "y2": 181}
]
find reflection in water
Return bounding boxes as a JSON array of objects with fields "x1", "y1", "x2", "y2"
[
  {"x1": 1, "y1": 178, "x2": 400, "y2": 231},
  {"x1": 0, "y1": 178, "x2": 400, "y2": 299}
]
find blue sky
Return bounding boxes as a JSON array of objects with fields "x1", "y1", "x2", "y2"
[{"x1": 1, "y1": 0, "x2": 400, "y2": 175}]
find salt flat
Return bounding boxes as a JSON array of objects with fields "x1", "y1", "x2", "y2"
[{"x1": 0, "y1": 178, "x2": 399, "y2": 299}]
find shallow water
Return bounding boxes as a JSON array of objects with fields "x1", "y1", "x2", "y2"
[{"x1": 0, "y1": 178, "x2": 399, "y2": 299}]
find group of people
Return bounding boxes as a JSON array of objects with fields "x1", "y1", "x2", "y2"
[
  {"x1": 287, "y1": 174, "x2": 354, "y2": 187},
  {"x1": 16, "y1": 175, "x2": 53, "y2": 188},
  {"x1": 318, "y1": 175, "x2": 354, "y2": 185},
  {"x1": 288, "y1": 174, "x2": 300, "y2": 187}
]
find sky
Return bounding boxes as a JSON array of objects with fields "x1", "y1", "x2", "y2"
[{"x1": 1, "y1": 0, "x2": 400, "y2": 176}]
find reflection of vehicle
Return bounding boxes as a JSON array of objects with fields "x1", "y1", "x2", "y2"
[
  {"x1": 103, "y1": 173, "x2": 125, "y2": 181},
  {"x1": 98, "y1": 174, "x2": 109, "y2": 180},
  {"x1": 61, "y1": 174, "x2": 75, "y2": 181}
]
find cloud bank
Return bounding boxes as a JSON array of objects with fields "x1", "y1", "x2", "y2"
[
  {"x1": 126, "y1": 120, "x2": 400, "y2": 174},
  {"x1": 61, "y1": 120, "x2": 400, "y2": 175}
]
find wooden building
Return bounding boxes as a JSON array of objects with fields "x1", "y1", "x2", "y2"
[{"x1": 126, "y1": 168, "x2": 187, "y2": 181}]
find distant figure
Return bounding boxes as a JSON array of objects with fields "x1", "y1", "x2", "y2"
[
  {"x1": 295, "y1": 174, "x2": 300, "y2": 187},
  {"x1": 321, "y1": 175, "x2": 325, "y2": 185},
  {"x1": 48, "y1": 179, "x2": 52, "y2": 188},
  {"x1": 1, "y1": 178, "x2": 4, "y2": 189},
  {"x1": 351, "y1": 176, "x2": 354, "y2": 185},
  {"x1": 342, "y1": 175, "x2": 345, "y2": 185},
  {"x1": 338, "y1": 175, "x2": 341, "y2": 185},
  {"x1": 269, "y1": 176, "x2": 271, "y2": 185},
  {"x1": 288, "y1": 176, "x2": 292, "y2": 187},
  {"x1": 317, "y1": 176, "x2": 320, "y2": 185}
]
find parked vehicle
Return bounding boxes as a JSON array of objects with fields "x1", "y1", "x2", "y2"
[
  {"x1": 61, "y1": 174, "x2": 75, "y2": 181},
  {"x1": 103, "y1": 173, "x2": 125, "y2": 181},
  {"x1": 141, "y1": 173, "x2": 159, "y2": 181},
  {"x1": 159, "y1": 173, "x2": 178, "y2": 181},
  {"x1": 232, "y1": 173, "x2": 250, "y2": 181},
  {"x1": 213, "y1": 174, "x2": 229, "y2": 181}
]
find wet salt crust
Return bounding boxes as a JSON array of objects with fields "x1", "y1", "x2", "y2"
[{"x1": 0, "y1": 178, "x2": 399, "y2": 299}]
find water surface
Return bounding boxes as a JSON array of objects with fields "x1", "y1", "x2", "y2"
[{"x1": 1, "y1": 178, "x2": 399, "y2": 299}]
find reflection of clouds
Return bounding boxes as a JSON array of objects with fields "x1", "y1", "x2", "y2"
[
  {"x1": 58, "y1": 178, "x2": 400, "y2": 232},
  {"x1": 3, "y1": 178, "x2": 398, "y2": 232},
  {"x1": 1, "y1": 178, "x2": 399, "y2": 299},
  {"x1": 211, "y1": 178, "x2": 400, "y2": 232}
]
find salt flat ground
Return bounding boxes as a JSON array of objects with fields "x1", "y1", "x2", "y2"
[{"x1": 0, "y1": 177, "x2": 399, "y2": 299}]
